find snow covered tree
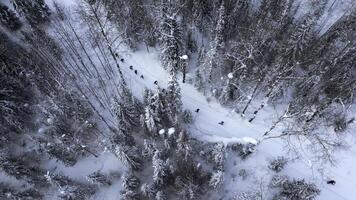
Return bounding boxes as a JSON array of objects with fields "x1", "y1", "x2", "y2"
[
  {"x1": 121, "y1": 173, "x2": 146, "y2": 200},
  {"x1": 176, "y1": 129, "x2": 191, "y2": 159},
  {"x1": 166, "y1": 74, "x2": 183, "y2": 119},
  {"x1": 209, "y1": 142, "x2": 226, "y2": 170},
  {"x1": 114, "y1": 145, "x2": 142, "y2": 170},
  {"x1": 142, "y1": 139, "x2": 156, "y2": 158},
  {"x1": 122, "y1": 172, "x2": 140, "y2": 191},
  {"x1": 140, "y1": 183, "x2": 156, "y2": 199},
  {"x1": 193, "y1": 68, "x2": 204, "y2": 92},
  {"x1": 144, "y1": 106, "x2": 161, "y2": 135},
  {"x1": 112, "y1": 95, "x2": 141, "y2": 133},
  {"x1": 219, "y1": 73, "x2": 238, "y2": 105},
  {"x1": 86, "y1": 170, "x2": 113, "y2": 187},
  {"x1": 152, "y1": 150, "x2": 169, "y2": 186},
  {"x1": 104, "y1": 0, "x2": 156, "y2": 49},
  {"x1": 12, "y1": 0, "x2": 51, "y2": 26},
  {"x1": 46, "y1": 172, "x2": 97, "y2": 200},
  {"x1": 0, "y1": 152, "x2": 47, "y2": 187},
  {"x1": 174, "y1": 176, "x2": 200, "y2": 200},
  {"x1": 0, "y1": 184, "x2": 43, "y2": 200},
  {"x1": 182, "y1": 109, "x2": 193, "y2": 124},
  {"x1": 284, "y1": 1, "x2": 327, "y2": 64},
  {"x1": 209, "y1": 170, "x2": 224, "y2": 189},
  {"x1": 159, "y1": 0, "x2": 183, "y2": 75},
  {"x1": 205, "y1": 1, "x2": 226, "y2": 83},
  {"x1": 155, "y1": 190, "x2": 167, "y2": 200},
  {"x1": 275, "y1": 179, "x2": 320, "y2": 200},
  {"x1": 0, "y1": 3, "x2": 22, "y2": 31},
  {"x1": 144, "y1": 86, "x2": 171, "y2": 130}
]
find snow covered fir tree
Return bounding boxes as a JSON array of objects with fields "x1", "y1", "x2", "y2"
[{"x1": 0, "y1": 0, "x2": 355, "y2": 199}]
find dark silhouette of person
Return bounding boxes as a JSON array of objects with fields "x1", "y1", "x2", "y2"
[{"x1": 327, "y1": 180, "x2": 336, "y2": 185}]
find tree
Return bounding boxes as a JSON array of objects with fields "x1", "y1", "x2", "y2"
[
  {"x1": 159, "y1": 0, "x2": 183, "y2": 75},
  {"x1": 122, "y1": 172, "x2": 140, "y2": 190},
  {"x1": 205, "y1": 1, "x2": 226, "y2": 83},
  {"x1": 114, "y1": 145, "x2": 142, "y2": 170},
  {"x1": 275, "y1": 179, "x2": 320, "y2": 200},
  {"x1": 209, "y1": 170, "x2": 224, "y2": 189},
  {"x1": 152, "y1": 150, "x2": 169, "y2": 186},
  {"x1": 194, "y1": 68, "x2": 204, "y2": 92},
  {"x1": 46, "y1": 172, "x2": 97, "y2": 199},
  {"x1": 219, "y1": 73, "x2": 238, "y2": 105},
  {"x1": 155, "y1": 190, "x2": 167, "y2": 200},
  {"x1": 0, "y1": 3, "x2": 22, "y2": 31},
  {"x1": 0, "y1": 184, "x2": 42, "y2": 200},
  {"x1": 210, "y1": 142, "x2": 226, "y2": 170},
  {"x1": 112, "y1": 95, "x2": 141, "y2": 133},
  {"x1": 12, "y1": 0, "x2": 51, "y2": 26},
  {"x1": 144, "y1": 106, "x2": 160, "y2": 135},
  {"x1": 166, "y1": 74, "x2": 183, "y2": 120}
]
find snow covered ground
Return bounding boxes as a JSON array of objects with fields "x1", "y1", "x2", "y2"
[{"x1": 118, "y1": 48, "x2": 356, "y2": 200}]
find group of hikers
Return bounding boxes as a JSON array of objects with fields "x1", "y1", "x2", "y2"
[{"x1": 119, "y1": 56, "x2": 337, "y2": 186}]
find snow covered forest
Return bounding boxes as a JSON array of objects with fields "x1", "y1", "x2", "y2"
[{"x1": 0, "y1": 0, "x2": 355, "y2": 199}]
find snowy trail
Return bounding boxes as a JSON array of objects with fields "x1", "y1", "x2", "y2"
[
  {"x1": 122, "y1": 50, "x2": 264, "y2": 142},
  {"x1": 117, "y1": 48, "x2": 354, "y2": 200}
]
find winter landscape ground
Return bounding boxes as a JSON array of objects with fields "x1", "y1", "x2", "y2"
[{"x1": 1, "y1": 0, "x2": 356, "y2": 200}]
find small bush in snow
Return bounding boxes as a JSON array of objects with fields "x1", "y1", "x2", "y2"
[
  {"x1": 229, "y1": 142, "x2": 256, "y2": 159},
  {"x1": 182, "y1": 109, "x2": 193, "y2": 124},
  {"x1": 270, "y1": 175, "x2": 289, "y2": 188},
  {"x1": 268, "y1": 157, "x2": 288, "y2": 173}
]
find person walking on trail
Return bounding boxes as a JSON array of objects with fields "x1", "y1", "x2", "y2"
[
  {"x1": 327, "y1": 180, "x2": 336, "y2": 185},
  {"x1": 218, "y1": 121, "x2": 224, "y2": 125},
  {"x1": 195, "y1": 108, "x2": 200, "y2": 113},
  {"x1": 129, "y1": 65, "x2": 133, "y2": 70},
  {"x1": 134, "y1": 70, "x2": 138, "y2": 75}
]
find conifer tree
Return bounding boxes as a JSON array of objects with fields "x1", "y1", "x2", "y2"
[
  {"x1": 0, "y1": 3, "x2": 22, "y2": 31},
  {"x1": 12, "y1": 0, "x2": 51, "y2": 26},
  {"x1": 205, "y1": 1, "x2": 226, "y2": 83}
]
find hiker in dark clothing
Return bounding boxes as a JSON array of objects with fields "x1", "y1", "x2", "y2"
[
  {"x1": 195, "y1": 108, "x2": 200, "y2": 113},
  {"x1": 120, "y1": 58, "x2": 124, "y2": 62},
  {"x1": 115, "y1": 53, "x2": 119, "y2": 57},
  {"x1": 140, "y1": 75, "x2": 144, "y2": 79},
  {"x1": 129, "y1": 65, "x2": 133, "y2": 70},
  {"x1": 134, "y1": 70, "x2": 138, "y2": 75},
  {"x1": 154, "y1": 80, "x2": 158, "y2": 85},
  {"x1": 218, "y1": 121, "x2": 224, "y2": 125},
  {"x1": 327, "y1": 180, "x2": 336, "y2": 185}
]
